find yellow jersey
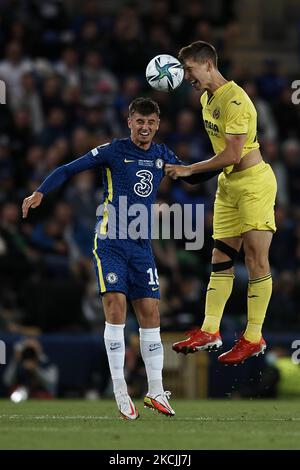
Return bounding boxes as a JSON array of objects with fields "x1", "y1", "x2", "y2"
[{"x1": 200, "y1": 80, "x2": 260, "y2": 174}]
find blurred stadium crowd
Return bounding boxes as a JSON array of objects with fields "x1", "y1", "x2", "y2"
[{"x1": 0, "y1": 0, "x2": 300, "y2": 340}]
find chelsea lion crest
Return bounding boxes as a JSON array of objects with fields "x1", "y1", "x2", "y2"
[
  {"x1": 155, "y1": 158, "x2": 164, "y2": 169},
  {"x1": 106, "y1": 272, "x2": 118, "y2": 284}
]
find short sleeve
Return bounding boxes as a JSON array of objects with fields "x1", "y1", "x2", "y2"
[{"x1": 225, "y1": 98, "x2": 250, "y2": 135}]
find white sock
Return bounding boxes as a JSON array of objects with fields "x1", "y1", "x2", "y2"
[
  {"x1": 139, "y1": 327, "x2": 164, "y2": 396},
  {"x1": 104, "y1": 322, "x2": 127, "y2": 395}
]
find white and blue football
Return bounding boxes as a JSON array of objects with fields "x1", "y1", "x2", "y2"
[{"x1": 146, "y1": 54, "x2": 184, "y2": 92}]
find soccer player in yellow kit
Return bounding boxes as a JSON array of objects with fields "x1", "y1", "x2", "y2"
[{"x1": 165, "y1": 41, "x2": 277, "y2": 364}]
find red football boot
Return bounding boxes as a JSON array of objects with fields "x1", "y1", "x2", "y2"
[
  {"x1": 218, "y1": 336, "x2": 266, "y2": 365},
  {"x1": 172, "y1": 329, "x2": 222, "y2": 355}
]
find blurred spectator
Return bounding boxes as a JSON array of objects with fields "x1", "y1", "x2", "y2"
[
  {"x1": 3, "y1": 338, "x2": 58, "y2": 399},
  {"x1": 0, "y1": 41, "x2": 33, "y2": 106},
  {"x1": 256, "y1": 60, "x2": 288, "y2": 102},
  {"x1": 273, "y1": 87, "x2": 300, "y2": 140},
  {"x1": 108, "y1": 8, "x2": 146, "y2": 77},
  {"x1": 262, "y1": 140, "x2": 289, "y2": 207},
  {"x1": 243, "y1": 80, "x2": 278, "y2": 142},
  {"x1": 81, "y1": 50, "x2": 118, "y2": 107},
  {"x1": 282, "y1": 139, "x2": 300, "y2": 205},
  {"x1": 55, "y1": 47, "x2": 81, "y2": 87},
  {"x1": 16, "y1": 72, "x2": 44, "y2": 134},
  {"x1": 269, "y1": 206, "x2": 296, "y2": 272},
  {"x1": 0, "y1": 201, "x2": 40, "y2": 305}
]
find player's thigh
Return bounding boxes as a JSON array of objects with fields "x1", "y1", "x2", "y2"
[
  {"x1": 213, "y1": 199, "x2": 241, "y2": 240},
  {"x1": 242, "y1": 229, "x2": 273, "y2": 259},
  {"x1": 93, "y1": 238, "x2": 129, "y2": 297},
  {"x1": 239, "y1": 163, "x2": 277, "y2": 234},
  {"x1": 128, "y1": 243, "x2": 160, "y2": 302},
  {"x1": 131, "y1": 298, "x2": 160, "y2": 328},
  {"x1": 213, "y1": 172, "x2": 242, "y2": 239}
]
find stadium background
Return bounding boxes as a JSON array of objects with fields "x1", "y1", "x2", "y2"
[{"x1": 0, "y1": 0, "x2": 300, "y2": 401}]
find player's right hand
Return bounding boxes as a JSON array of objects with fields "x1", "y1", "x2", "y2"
[{"x1": 22, "y1": 191, "x2": 43, "y2": 218}]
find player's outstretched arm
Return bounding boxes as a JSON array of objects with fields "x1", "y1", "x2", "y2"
[
  {"x1": 21, "y1": 144, "x2": 110, "y2": 218},
  {"x1": 165, "y1": 134, "x2": 246, "y2": 179},
  {"x1": 22, "y1": 191, "x2": 43, "y2": 218},
  {"x1": 164, "y1": 164, "x2": 192, "y2": 180},
  {"x1": 180, "y1": 170, "x2": 221, "y2": 184}
]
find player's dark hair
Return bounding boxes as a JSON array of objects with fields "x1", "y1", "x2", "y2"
[
  {"x1": 178, "y1": 41, "x2": 218, "y2": 67},
  {"x1": 129, "y1": 97, "x2": 160, "y2": 117}
]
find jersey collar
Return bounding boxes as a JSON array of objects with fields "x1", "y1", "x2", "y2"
[
  {"x1": 129, "y1": 137, "x2": 154, "y2": 153},
  {"x1": 211, "y1": 80, "x2": 234, "y2": 98}
]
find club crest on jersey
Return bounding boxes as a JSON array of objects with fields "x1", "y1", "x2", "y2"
[
  {"x1": 155, "y1": 158, "x2": 164, "y2": 169},
  {"x1": 213, "y1": 107, "x2": 220, "y2": 119},
  {"x1": 106, "y1": 272, "x2": 118, "y2": 284}
]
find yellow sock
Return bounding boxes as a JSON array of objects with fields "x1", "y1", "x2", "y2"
[
  {"x1": 202, "y1": 273, "x2": 234, "y2": 333},
  {"x1": 244, "y1": 274, "x2": 272, "y2": 343}
]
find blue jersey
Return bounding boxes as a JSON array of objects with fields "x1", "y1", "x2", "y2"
[
  {"x1": 36, "y1": 137, "x2": 218, "y2": 299},
  {"x1": 37, "y1": 137, "x2": 182, "y2": 240}
]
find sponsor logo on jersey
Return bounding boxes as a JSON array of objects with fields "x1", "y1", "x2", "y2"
[
  {"x1": 134, "y1": 170, "x2": 153, "y2": 197},
  {"x1": 204, "y1": 120, "x2": 219, "y2": 133},
  {"x1": 106, "y1": 272, "x2": 118, "y2": 284},
  {"x1": 138, "y1": 159, "x2": 154, "y2": 167}
]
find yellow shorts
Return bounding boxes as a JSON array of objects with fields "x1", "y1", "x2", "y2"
[{"x1": 213, "y1": 161, "x2": 277, "y2": 240}]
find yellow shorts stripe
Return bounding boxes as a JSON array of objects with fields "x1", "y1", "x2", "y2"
[{"x1": 93, "y1": 233, "x2": 106, "y2": 293}]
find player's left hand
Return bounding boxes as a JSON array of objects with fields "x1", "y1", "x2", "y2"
[{"x1": 164, "y1": 164, "x2": 192, "y2": 180}]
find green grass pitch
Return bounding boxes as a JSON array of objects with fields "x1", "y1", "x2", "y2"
[{"x1": 0, "y1": 399, "x2": 299, "y2": 450}]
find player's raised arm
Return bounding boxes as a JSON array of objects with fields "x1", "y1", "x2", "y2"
[{"x1": 21, "y1": 143, "x2": 111, "y2": 218}]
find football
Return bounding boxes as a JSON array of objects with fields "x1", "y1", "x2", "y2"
[{"x1": 145, "y1": 54, "x2": 184, "y2": 92}]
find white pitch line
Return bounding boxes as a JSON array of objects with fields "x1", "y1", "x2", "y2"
[{"x1": 0, "y1": 415, "x2": 299, "y2": 422}]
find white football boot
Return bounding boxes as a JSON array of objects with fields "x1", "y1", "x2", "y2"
[{"x1": 115, "y1": 390, "x2": 139, "y2": 420}]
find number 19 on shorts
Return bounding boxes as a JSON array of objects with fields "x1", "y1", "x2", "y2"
[{"x1": 147, "y1": 268, "x2": 159, "y2": 287}]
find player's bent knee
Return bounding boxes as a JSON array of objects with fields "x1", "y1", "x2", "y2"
[{"x1": 212, "y1": 240, "x2": 239, "y2": 272}]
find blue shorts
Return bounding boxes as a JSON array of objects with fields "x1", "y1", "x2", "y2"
[{"x1": 92, "y1": 235, "x2": 160, "y2": 300}]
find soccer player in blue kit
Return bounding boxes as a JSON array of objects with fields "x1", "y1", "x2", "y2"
[{"x1": 22, "y1": 98, "x2": 217, "y2": 420}]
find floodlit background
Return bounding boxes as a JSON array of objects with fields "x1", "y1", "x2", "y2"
[{"x1": 0, "y1": 0, "x2": 300, "y2": 401}]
